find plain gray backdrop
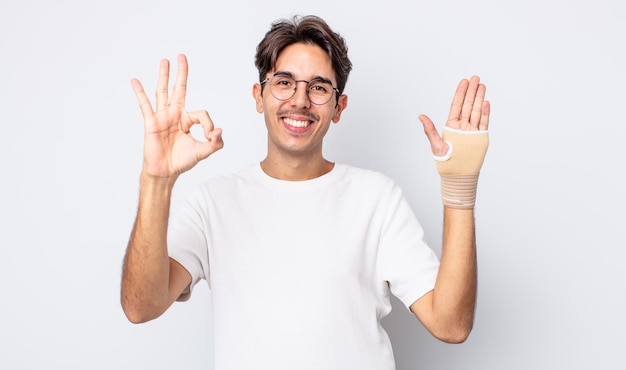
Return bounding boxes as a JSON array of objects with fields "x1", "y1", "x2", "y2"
[{"x1": 1, "y1": 0, "x2": 624, "y2": 369}]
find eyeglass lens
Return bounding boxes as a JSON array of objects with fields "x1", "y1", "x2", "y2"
[{"x1": 268, "y1": 76, "x2": 334, "y2": 105}]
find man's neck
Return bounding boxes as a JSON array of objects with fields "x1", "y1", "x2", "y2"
[{"x1": 260, "y1": 155, "x2": 334, "y2": 181}]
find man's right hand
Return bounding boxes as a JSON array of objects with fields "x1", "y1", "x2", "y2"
[{"x1": 131, "y1": 54, "x2": 224, "y2": 180}]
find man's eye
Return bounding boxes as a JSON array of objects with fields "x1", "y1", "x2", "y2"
[
  {"x1": 310, "y1": 83, "x2": 329, "y2": 93},
  {"x1": 274, "y1": 78, "x2": 293, "y2": 87}
]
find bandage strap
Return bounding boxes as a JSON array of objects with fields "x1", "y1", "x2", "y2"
[{"x1": 435, "y1": 127, "x2": 489, "y2": 209}]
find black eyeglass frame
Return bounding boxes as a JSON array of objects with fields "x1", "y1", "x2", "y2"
[{"x1": 260, "y1": 74, "x2": 341, "y2": 106}]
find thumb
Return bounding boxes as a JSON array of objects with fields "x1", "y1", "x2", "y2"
[
  {"x1": 419, "y1": 114, "x2": 448, "y2": 157},
  {"x1": 196, "y1": 128, "x2": 224, "y2": 160}
]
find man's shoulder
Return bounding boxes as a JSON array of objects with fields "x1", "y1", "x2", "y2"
[
  {"x1": 200, "y1": 164, "x2": 257, "y2": 183},
  {"x1": 337, "y1": 163, "x2": 395, "y2": 186},
  {"x1": 185, "y1": 164, "x2": 258, "y2": 198}
]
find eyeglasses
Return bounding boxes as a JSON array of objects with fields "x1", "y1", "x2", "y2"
[{"x1": 260, "y1": 74, "x2": 340, "y2": 105}]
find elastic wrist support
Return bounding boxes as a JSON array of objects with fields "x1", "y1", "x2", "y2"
[{"x1": 434, "y1": 127, "x2": 489, "y2": 209}]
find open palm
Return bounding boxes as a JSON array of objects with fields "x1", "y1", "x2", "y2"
[{"x1": 419, "y1": 76, "x2": 490, "y2": 157}]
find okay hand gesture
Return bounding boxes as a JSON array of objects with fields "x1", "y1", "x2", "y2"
[{"x1": 131, "y1": 54, "x2": 224, "y2": 180}]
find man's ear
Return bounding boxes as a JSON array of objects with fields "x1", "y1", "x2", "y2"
[
  {"x1": 252, "y1": 83, "x2": 263, "y2": 113},
  {"x1": 332, "y1": 94, "x2": 348, "y2": 123}
]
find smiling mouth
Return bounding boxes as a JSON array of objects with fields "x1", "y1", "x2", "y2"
[{"x1": 284, "y1": 117, "x2": 311, "y2": 128}]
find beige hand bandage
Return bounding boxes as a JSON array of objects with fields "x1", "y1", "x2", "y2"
[{"x1": 434, "y1": 127, "x2": 489, "y2": 209}]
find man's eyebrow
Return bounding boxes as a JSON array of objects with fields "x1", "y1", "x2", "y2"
[
  {"x1": 310, "y1": 76, "x2": 333, "y2": 85},
  {"x1": 272, "y1": 71, "x2": 294, "y2": 78},
  {"x1": 273, "y1": 71, "x2": 333, "y2": 84}
]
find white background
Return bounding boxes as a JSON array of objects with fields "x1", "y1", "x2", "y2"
[{"x1": 1, "y1": 0, "x2": 624, "y2": 369}]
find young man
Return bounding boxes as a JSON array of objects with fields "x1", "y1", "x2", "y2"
[{"x1": 121, "y1": 15, "x2": 490, "y2": 370}]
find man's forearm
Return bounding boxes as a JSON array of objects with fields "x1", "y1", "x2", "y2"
[
  {"x1": 431, "y1": 207, "x2": 477, "y2": 340},
  {"x1": 121, "y1": 173, "x2": 177, "y2": 323}
]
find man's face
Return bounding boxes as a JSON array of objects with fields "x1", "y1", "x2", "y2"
[{"x1": 253, "y1": 42, "x2": 348, "y2": 160}]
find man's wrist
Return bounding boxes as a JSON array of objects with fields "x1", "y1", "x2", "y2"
[{"x1": 440, "y1": 174, "x2": 479, "y2": 209}]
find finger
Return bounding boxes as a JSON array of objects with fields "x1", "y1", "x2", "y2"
[
  {"x1": 196, "y1": 127, "x2": 224, "y2": 161},
  {"x1": 419, "y1": 114, "x2": 448, "y2": 157},
  {"x1": 206, "y1": 127, "x2": 224, "y2": 152},
  {"x1": 447, "y1": 78, "x2": 469, "y2": 122},
  {"x1": 156, "y1": 59, "x2": 170, "y2": 111},
  {"x1": 171, "y1": 54, "x2": 189, "y2": 107},
  {"x1": 469, "y1": 83, "x2": 486, "y2": 128},
  {"x1": 130, "y1": 78, "x2": 154, "y2": 119},
  {"x1": 479, "y1": 100, "x2": 490, "y2": 131},
  {"x1": 460, "y1": 76, "x2": 480, "y2": 123},
  {"x1": 183, "y1": 110, "x2": 214, "y2": 138}
]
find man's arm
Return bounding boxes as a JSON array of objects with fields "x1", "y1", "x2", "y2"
[
  {"x1": 121, "y1": 175, "x2": 191, "y2": 323},
  {"x1": 411, "y1": 76, "x2": 490, "y2": 343},
  {"x1": 410, "y1": 208, "x2": 477, "y2": 343},
  {"x1": 120, "y1": 54, "x2": 223, "y2": 323}
]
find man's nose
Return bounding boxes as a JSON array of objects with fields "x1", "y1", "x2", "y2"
[{"x1": 290, "y1": 81, "x2": 311, "y2": 107}]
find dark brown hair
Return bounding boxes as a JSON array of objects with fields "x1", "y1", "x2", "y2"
[{"x1": 255, "y1": 15, "x2": 352, "y2": 96}]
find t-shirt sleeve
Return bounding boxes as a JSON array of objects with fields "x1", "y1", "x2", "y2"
[
  {"x1": 377, "y1": 183, "x2": 440, "y2": 309},
  {"x1": 167, "y1": 190, "x2": 210, "y2": 301}
]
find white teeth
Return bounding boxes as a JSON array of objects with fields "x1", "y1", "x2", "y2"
[{"x1": 284, "y1": 118, "x2": 310, "y2": 128}]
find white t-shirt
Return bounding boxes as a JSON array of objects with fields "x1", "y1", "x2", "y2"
[{"x1": 168, "y1": 163, "x2": 440, "y2": 370}]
